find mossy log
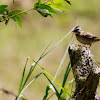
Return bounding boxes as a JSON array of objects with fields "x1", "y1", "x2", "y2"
[{"x1": 68, "y1": 44, "x2": 100, "y2": 100}]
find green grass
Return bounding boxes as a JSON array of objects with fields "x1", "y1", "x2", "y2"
[
  {"x1": 15, "y1": 26, "x2": 75, "y2": 100},
  {"x1": 0, "y1": 0, "x2": 100, "y2": 99}
]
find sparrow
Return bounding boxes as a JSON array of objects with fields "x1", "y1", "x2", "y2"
[{"x1": 72, "y1": 26, "x2": 100, "y2": 47}]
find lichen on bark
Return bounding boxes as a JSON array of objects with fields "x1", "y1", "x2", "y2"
[{"x1": 68, "y1": 44, "x2": 100, "y2": 100}]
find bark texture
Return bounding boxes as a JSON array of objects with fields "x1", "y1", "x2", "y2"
[{"x1": 68, "y1": 44, "x2": 100, "y2": 100}]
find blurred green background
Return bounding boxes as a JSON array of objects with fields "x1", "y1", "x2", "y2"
[{"x1": 0, "y1": 0, "x2": 100, "y2": 100}]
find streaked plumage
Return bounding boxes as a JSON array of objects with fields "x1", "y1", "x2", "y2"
[{"x1": 72, "y1": 26, "x2": 100, "y2": 47}]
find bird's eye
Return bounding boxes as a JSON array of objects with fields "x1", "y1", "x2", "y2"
[{"x1": 76, "y1": 26, "x2": 80, "y2": 29}]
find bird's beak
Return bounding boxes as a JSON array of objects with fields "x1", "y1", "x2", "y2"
[{"x1": 72, "y1": 29, "x2": 75, "y2": 32}]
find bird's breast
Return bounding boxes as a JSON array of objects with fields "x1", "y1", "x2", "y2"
[{"x1": 76, "y1": 34, "x2": 91, "y2": 45}]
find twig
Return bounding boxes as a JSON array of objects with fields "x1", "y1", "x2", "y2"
[
  {"x1": 0, "y1": 0, "x2": 53, "y2": 22},
  {"x1": 0, "y1": 88, "x2": 17, "y2": 98},
  {"x1": 0, "y1": 7, "x2": 35, "y2": 22}
]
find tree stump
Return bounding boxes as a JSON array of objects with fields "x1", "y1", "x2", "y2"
[{"x1": 68, "y1": 44, "x2": 100, "y2": 100}]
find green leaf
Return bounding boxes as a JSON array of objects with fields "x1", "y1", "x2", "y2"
[
  {"x1": 50, "y1": 4, "x2": 68, "y2": 12},
  {"x1": 37, "y1": 8, "x2": 53, "y2": 17},
  {"x1": 9, "y1": 10, "x2": 27, "y2": 16},
  {"x1": 54, "y1": 0, "x2": 65, "y2": 3},
  {"x1": 34, "y1": 3, "x2": 38, "y2": 9},
  {"x1": 34, "y1": 3, "x2": 56, "y2": 17},
  {"x1": 38, "y1": 0, "x2": 42, "y2": 6},
  {"x1": 0, "y1": 5, "x2": 8, "y2": 14},
  {"x1": 0, "y1": 5, "x2": 8, "y2": 9},
  {"x1": 35, "y1": 3, "x2": 56, "y2": 14},
  {"x1": 11, "y1": 16, "x2": 16, "y2": 21},
  {"x1": 16, "y1": 16, "x2": 22, "y2": 28},
  {"x1": 40, "y1": 4, "x2": 56, "y2": 14},
  {"x1": 11, "y1": 15, "x2": 22, "y2": 28},
  {"x1": 64, "y1": 0, "x2": 71, "y2": 5},
  {"x1": 46, "y1": 0, "x2": 65, "y2": 4}
]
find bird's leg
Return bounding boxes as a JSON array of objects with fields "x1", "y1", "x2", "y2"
[{"x1": 89, "y1": 44, "x2": 91, "y2": 48}]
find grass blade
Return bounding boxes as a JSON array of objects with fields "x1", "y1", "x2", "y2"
[
  {"x1": 41, "y1": 27, "x2": 75, "y2": 60},
  {"x1": 18, "y1": 72, "x2": 60, "y2": 100},
  {"x1": 95, "y1": 60, "x2": 100, "y2": 64},
  {"x1": 43, "y1": 73, "x2": 60, "y2": 99},
  {"x1": 40, "y1": 41, "x2": 52, "y2": 58},
  {"x1": 30, "y1": 58, "x2": 64, "y2": 90},
  {"x1": 60, "y1": 61, "x2": 71, "y2": 95},
  {"x1": 17, "y1": 72, "x2": 43, "y2": 100},
  {"x1": 20, "y1": 65, "x2": 34, "y2": 91},
  {"x1": 18, "y1": 57, "x2": 29, "y2": 95},
  {"x1": 43, "y1": 85, "x2": 51, "y2": 100},
  {"x1": 62, "y1": 61, "x2": 71, "y2": 87},
  {"x1": 52, "y1": 34, "x2": 74, "y2": 83},
  {"x1": 20, "y1": 42, "x2": 52, "y2": 93},
  {"x1": 47, "y1": 93, "x2": 55, "y2": 100},
  {"x1": 60, "y1": 79, "x2": 75, "y2": 99}
]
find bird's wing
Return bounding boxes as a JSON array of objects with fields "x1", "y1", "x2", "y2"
[{"x1": 80, "y1": 31, "x2": 97, "y2": 39}]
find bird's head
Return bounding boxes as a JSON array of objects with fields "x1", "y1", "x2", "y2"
[{"x1": 72, "y1": 26, "x2": 82, "y2": 34}]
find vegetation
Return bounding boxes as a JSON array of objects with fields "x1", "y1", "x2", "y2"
[
  {"x1": 0, "y1": 0, "x2": 100, "y2": 100},
  {"x1": 0, "y1": 0, "x2": 71, "y2": 27}
]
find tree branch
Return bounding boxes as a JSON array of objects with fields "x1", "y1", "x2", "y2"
[
  {"x1": 0, "y1": 0, "x2": 53, "y2": 22},
  {"x1": 68, "y1": 44, "x2": 100, "y2": 100}
]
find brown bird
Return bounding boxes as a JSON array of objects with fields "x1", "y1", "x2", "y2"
[{"x1": 72, "y1": 26, "x2": 100, "y2": 47}]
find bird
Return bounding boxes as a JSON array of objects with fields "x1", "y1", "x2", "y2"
[{"x1": 72, "y1": 26, "x2": 100, "y2": 47}]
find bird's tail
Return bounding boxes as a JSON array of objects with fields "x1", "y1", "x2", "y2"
[{"x1": 95, "y1": 37, "x2": 100, "y2": 41}]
